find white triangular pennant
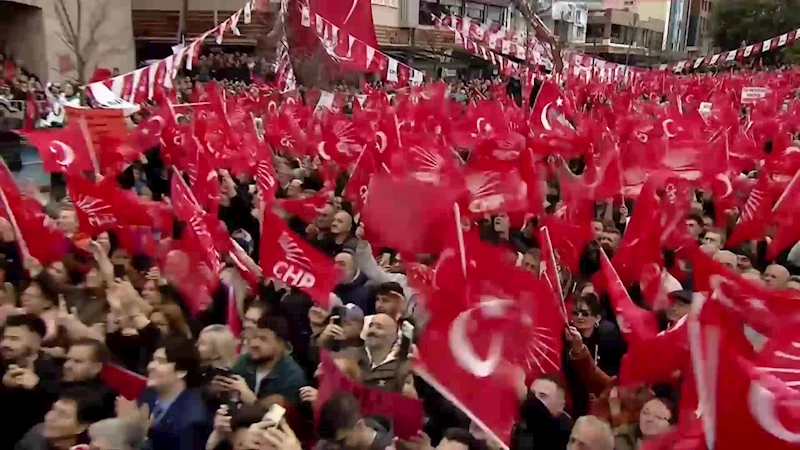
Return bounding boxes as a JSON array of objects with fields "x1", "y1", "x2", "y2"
[{"x1": 386, "y1": 59, "x2": 399, "y2": 82}]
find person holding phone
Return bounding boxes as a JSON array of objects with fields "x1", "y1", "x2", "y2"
[
  {"x1": 204, "y1": 403, "x2": 266, "y2": 450},
  {"x1": 317, "y1": 303, "x2": 365, "y2": 356}
]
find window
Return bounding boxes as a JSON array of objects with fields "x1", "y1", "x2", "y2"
[
  {"x1": 486, "y1": 5, "x2": 504, "y2": 24},
  {"x1": 465, "y1": 2, "x2": 485, "y2": 21}
]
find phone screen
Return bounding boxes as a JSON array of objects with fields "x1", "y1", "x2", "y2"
[{"x1": 263, "y1": 404, "x2": 286, "y2": 426}]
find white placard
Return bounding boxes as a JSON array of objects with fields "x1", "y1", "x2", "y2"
[
  {"x1": 741, "y1": 87, "x2": 769, "y2": 104},
  {"x1": 761, "y1": 39, "x2": 771, "y2": 53},
  {"x1": 699, "y1": 102, "x2": 713, "y2": 118}
]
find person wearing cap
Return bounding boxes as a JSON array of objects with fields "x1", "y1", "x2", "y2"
[
  {"x1": 665, "y1": 289, "x2": 692, "y2": 331},
  {"x1": 229, "y1": 316, "x2": 308, "y2": 406},
  {"x1": 317, "y1": 303, "x2": 365, "y2": 358},
  {"x1": 360, "y1": 282, "x2": 409, "y2": 341},
  {"x1": 353, "y1": 240, "x2": 418, "y2": 315}
]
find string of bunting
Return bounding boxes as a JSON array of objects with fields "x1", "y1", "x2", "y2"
[
  {"x1": 659, "y1": 27, "x2": 800, "y2": 72},
  {"x1": 437, "y1": 14, "x2": 553, "y2": 69},
  {"x1": 300, "y1": 4, "x2": 426, "y2": 87},
  {"x1": 84, "y1": 0, "x2": 261, "y2": 106}
]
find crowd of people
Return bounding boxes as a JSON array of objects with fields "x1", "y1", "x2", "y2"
[{"x1": 2, "y1": 35, "x2": 800, "y2": 450}]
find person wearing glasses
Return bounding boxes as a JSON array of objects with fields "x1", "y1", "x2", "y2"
[
  {"x1": 563, "y1": 293, "x2": 627, "y2": 417},
  {"x1": 614, "y1": 397, "x2": 676, "y2": 450}
]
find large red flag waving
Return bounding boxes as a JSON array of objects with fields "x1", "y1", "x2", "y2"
[{"x1": 310, "y1": 0, "x2": 378, "y2": 49}]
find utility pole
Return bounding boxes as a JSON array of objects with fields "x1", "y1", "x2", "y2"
[{"x1": 178, "y1": 0, "x2": 189, "y2": 44}]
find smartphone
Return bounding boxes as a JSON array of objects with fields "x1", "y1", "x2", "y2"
[
  {"x1": 113, "y1": 264, "x2": 127, "y2": 279},
  {"x1": 211, "y1": 366, "x2": 234, "y2": 379},
  {"x1": 263, "y1": 403, "x2": 286, "y2": 426},
  {"x1": 331, "y1": 306, "x2": 345, "y2": 326}
]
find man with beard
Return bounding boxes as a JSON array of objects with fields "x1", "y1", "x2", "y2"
[
  {"x1": 228, "y1": 315, "x2": 307, "y2": 406},
  {"x1": 61, "y1": 338, "x2": 117, "y2": 419},
  {"x1": 356, "y1": 313, "x2": 411, "y2": 392},
  {"x1": 0, "y1": 314, "x2": 62, "y2": 449}
]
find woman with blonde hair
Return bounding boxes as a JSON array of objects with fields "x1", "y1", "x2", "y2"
[{"x1": 197, "y1": 324, "x2": 238, "y2": 369}]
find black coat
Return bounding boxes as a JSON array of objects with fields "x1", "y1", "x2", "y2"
[
  {"x1": 512, "y1": 394, "x2": 572, "y2": 450},
  {"x1": 0, "y1": 355, "x2": 62, "y2": 449}
]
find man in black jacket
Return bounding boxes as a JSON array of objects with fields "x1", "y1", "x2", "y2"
[
  {"x1": 512, "y1": 375, "x2": 572, "y2": 450},
  {"x1": 0, "y1": 314, "x2": 62, "y2": 449},
  {"x1": 61, "y1": 337, "x2": 117, "y2": 419}
]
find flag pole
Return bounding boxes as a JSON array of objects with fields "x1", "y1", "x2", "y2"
[
  {"x1": 78, "y1": 116, "x2": 101, "y2": 177},
  {"x1": 0, "y1": 162, "x2": 30, "y2": 258}
]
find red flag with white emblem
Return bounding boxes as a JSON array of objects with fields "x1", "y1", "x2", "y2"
[
  {"x1": 24, "y1": 126, "x2": 94, "y2": 174},
  {"x1": 66, "y1": 175, "x2": 158, "y2": 237},
  {"x1": 259, "y1": 211, "x2": 341, "y2": 307}
]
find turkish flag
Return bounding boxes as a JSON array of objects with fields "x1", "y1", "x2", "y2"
[
  {"x1": 310, "y1": 0, "x2": 378, "y2": 51},
  {"x1": 416, "y1": 223, "x2": 561, "y2": 447},
  {"x1": 259, "y1": 211, "x2": 341, "y2": 307},
  {"x1": 690, "y1": 298, "x2": 800, "y2": 450},
  {"x1": 24, "y1": 126, "x2": 94, "y2": 174},
  {"x1": 278, "y1": 192, "x2": 330, "y2": 225}
]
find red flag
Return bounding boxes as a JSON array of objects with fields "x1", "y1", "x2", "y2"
[
  {"x1": 278, "y1": 192, "x2": 330, "y2": 224},
  {"x1": 0, "y1": 162, "x2": 69, "y2": 264},
  {"x1": 316, "y1": 352, "x2": 423, "y2": 439},
  {"x1": 23, "y1": 92, "x2": 39, "y2": 131},
  {"x1": 692, "y1": 250, "x2": 800, "y2": 336},
  {"x1": 259, "y1": 211, "x2": 341, "y2": 307},
  {"x1": 66, "y1": 176, "x2": 157, "y2": 236},
  {"x1": 596, "y1": 250, "x2": 658, "y2": 347},
  {"x1": 100, "y1": 364, "x2": 146, "y2": 400},
  {"x1": 539, "y1": 226, "x2": 569, "y2": 324},
  {"x1": 416, "y1": 220, "x2": 561, "y2": 447},
  {"x1": 766, "y1": 171, "x2": 800, "y2": 259},
  {"x1": 310, "y1": 0, "x2": 378, "y2": 54},
  {"x1": 690, "y1": 299, "x2": 800, "y2": 450},
  {"x1": 539, "y1": 215, "x2": 594, "y2": 274},
  {"x1": 727, "y1": 174, "x2": 773, "y2": 248},
  {"x1": 360, "y1": 173, "x2": 463, "y2": 256},
  {"x1": 24, "y1": 126, "x2": 94, "y2": 174}
]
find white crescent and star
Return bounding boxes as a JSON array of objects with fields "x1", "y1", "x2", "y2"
[
  {"x1": 448, "y1": 301, "x2": 507, "y2": 377},
  {"x1": 663, "y1": 119, "x2": 678, "y2": 138},
  {"x1": 715, "y1": 174, "x2": 733, "y2": 198},
  {"x1": 541, "y1": 103, "x2": 553, "y2": 131},
  {"x1": 375, "y1": 132, "x2": 388, "y2": 153},
  {"x1": 49, "y1": 141, "x2": 75, "y2": 167},
  {"x1": 748, "y1": 381, "x2": 800, "y2": 442}
]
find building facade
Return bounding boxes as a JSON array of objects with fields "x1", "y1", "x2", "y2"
[
  {"x1": 1, "y1": 0, "x2": 136, "y2": 84},
  {"x1": 685, "y1": 0, "x2": 713, "y2": 53}
]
